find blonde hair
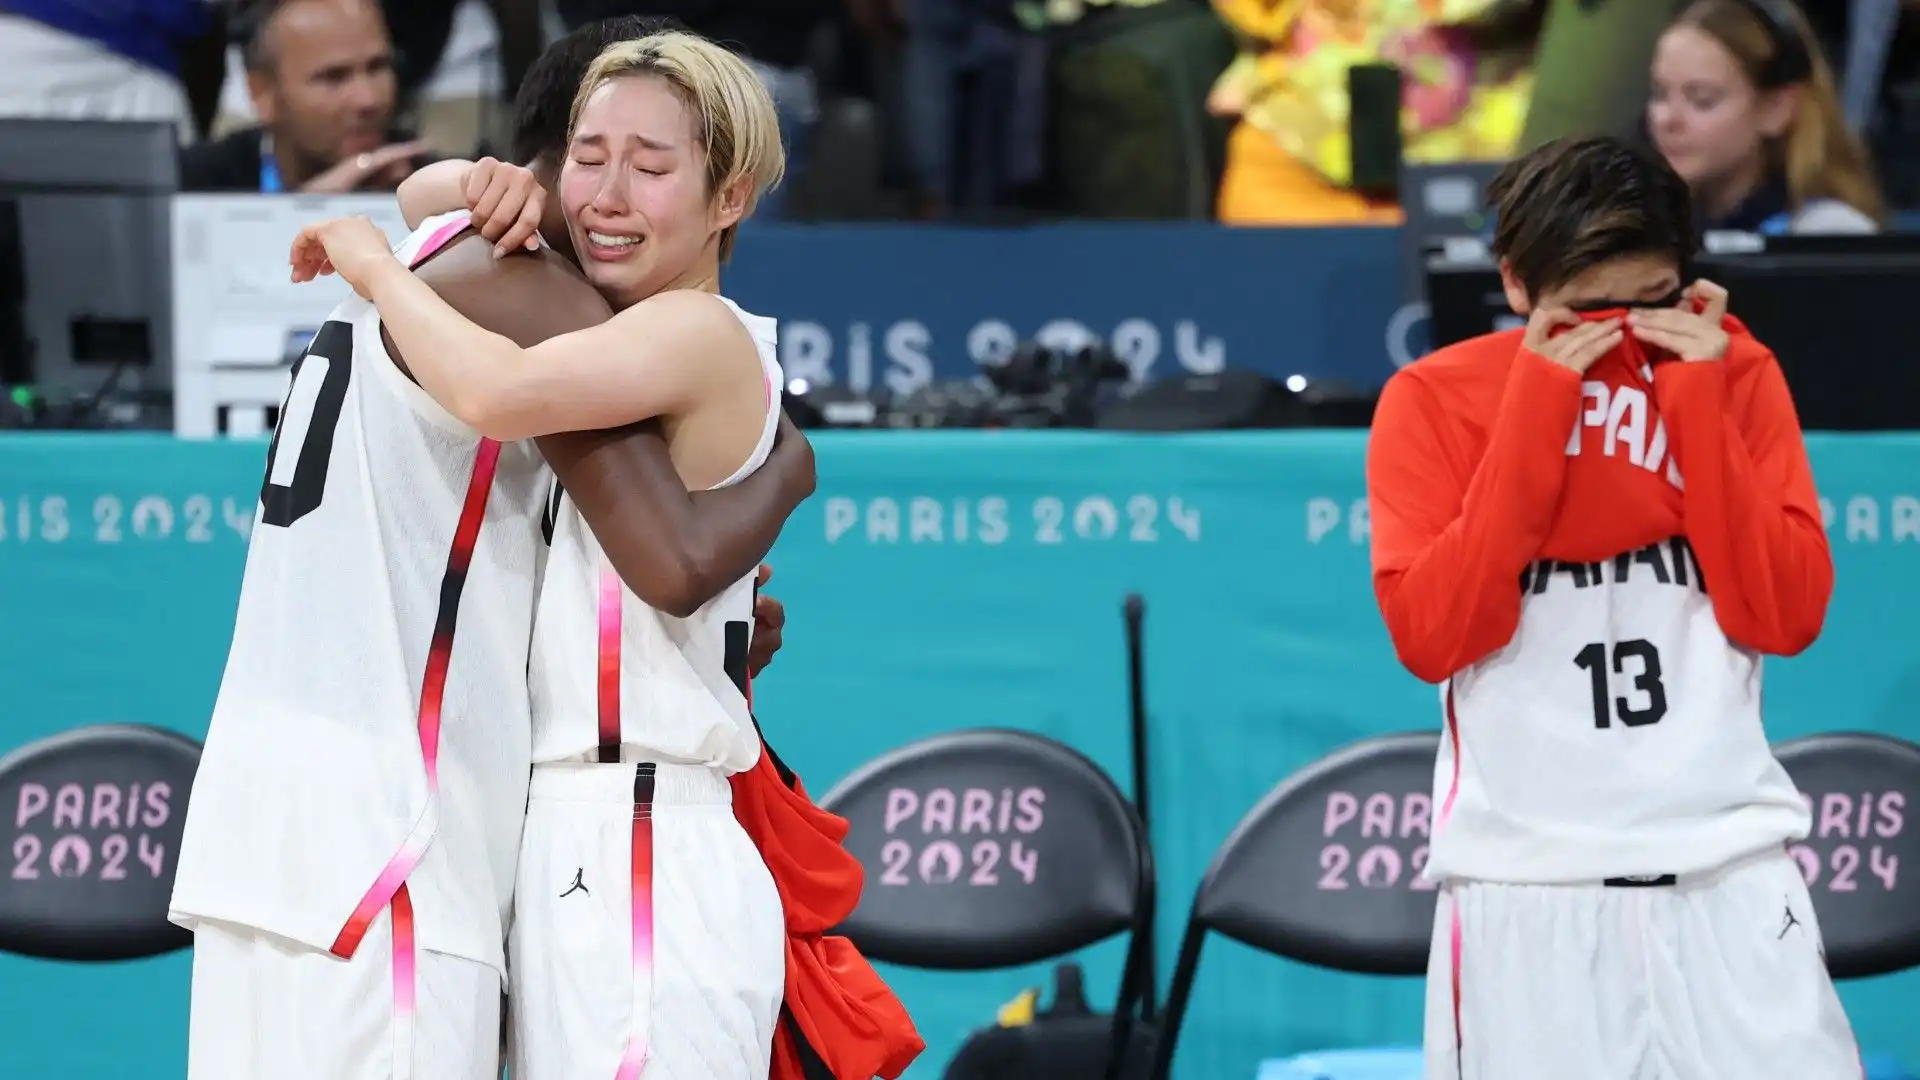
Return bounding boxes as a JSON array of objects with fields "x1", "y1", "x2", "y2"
[
  {"x1": 569, "y1": 31, "x2": 785, "y2": 261},
  {"x1": 1673, "y1": 0, "x2": 1886, "y2": 224}
]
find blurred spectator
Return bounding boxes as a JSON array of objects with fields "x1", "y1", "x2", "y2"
[
  {"x1": 557, "y1": 0, "x2": 835, "y2": 219},
  {"x1": 179, "y1": 0, "x2": 431, "y2": 192},
  {"x1": 382, "y1": 0, "x2": 542, "y2": 155},
  {"x1": 893, "y1": 0, "x2": 1047, "y2": 217},
  {"x1": 1520, "y1": 0, "x2": 1670, "y2": 150},
  {"x1": 1041, "y1": 0, "x2": 1236, "y2": 221},
  {"x1": 0, "y1": 0, "x2": 214, "y2": 138},
  {"x1": 1649, "y1": 0, "x2": 1886, "y2": 234},
  {"x1": 1207, "y1": 0, "x2": 1537, "y2": 225}
]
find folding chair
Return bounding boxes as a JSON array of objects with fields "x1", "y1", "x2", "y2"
[
  {"x1": 1774, "y1": 732, "x2": 1920, "y2": 978},
  {"x1": 819, "y1": 728, "x2": 1157, "y2": 1079},
  {"x1": 0, "y1": 724, "x2": 201, "y2": 960},
  {"x1": 1150, "y1": 732, "x2": 1441, "y2": 1080},
  {"x1": 1776, "y1": 732, "x2": 1920, "y2": 1080}
]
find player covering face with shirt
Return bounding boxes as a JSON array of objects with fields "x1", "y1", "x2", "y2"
[{"x1": 1368, "y1": 135, "x2": 1857, "y2": 1080}]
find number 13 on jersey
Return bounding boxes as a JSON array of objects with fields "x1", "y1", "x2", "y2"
[{"x1": 1575, "y1": 639, "x2": 1669, "y2": 729}]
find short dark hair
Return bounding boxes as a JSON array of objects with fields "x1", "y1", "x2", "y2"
[
  {"x1": 510, "y1": 16, "x2": 682, "y2": 166},
  {"x1": 1486, "y1": 136, "x2": 1697, "y2": 300},
  {"x1": 233, "y1": 0, "x2": 294, "y2": 72}
]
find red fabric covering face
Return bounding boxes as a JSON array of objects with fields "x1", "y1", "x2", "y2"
[{"x1": 731, "y1": 746, "x2": 925, "y2": 1080}]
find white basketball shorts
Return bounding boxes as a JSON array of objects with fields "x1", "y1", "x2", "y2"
[
  {"x1": 186, "y1": 896, "x2": 501, "y2": 1080},
  {"x1": 1425, "y1": 847, "x2": 1860, "y2": 1080},
  {"x1": 509, "y1": 761, "x2": 786, "y2": 1080}
]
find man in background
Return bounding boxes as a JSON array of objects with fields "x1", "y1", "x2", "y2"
[{"x1": 180, "y1": 0, "x2": 431, "y2": 192}]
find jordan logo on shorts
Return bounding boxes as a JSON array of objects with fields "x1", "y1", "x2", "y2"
[
  {"x1": 561, "y1": 868, "x2": 588, "y2": 898},
  {"x1": 1778, "y1": 902, "x2": 1802, "y2": 939}
]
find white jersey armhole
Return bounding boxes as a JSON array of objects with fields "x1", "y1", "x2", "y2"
[{"x1": 706, "y1": 296, "x2": 783, "y2": 492}]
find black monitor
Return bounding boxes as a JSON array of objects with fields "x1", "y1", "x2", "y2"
[
  {"x1": 0, "y1": 119, "x2": 178, "y2": 426},
  {"x1": 1422, "y1": 251, "x2": 1512, "y2": 351},
  {"x1": 1696, "y1": 243, "x2": 1920, "y2": 431}
]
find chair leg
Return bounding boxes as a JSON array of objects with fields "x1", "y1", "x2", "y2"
[
  {"x1": 1148, "y1": 919, "x2": 1208, "y2": 1080},
  {"x1": 1103, "y1": 925, "x2": 1151, "y2": 1080}
]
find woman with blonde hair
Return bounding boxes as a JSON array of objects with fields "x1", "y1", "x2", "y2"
[
  {"x1": 290, "y1": 29, "x2": 809, "y2": 1080},
  {"x1": 1649, "y1": 0, "x2": 1887, "y2": 234}
]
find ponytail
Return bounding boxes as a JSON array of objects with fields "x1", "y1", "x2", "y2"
[{"x1": 1780, "y1": 47, "x2": 1887, "y2": 224}]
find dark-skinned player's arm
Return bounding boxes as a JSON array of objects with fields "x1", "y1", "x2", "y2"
[
  {"x1": 1651, "y1": 324, "x2": 1831, "y2": 655},
  {"x1": 1367, "y1": 339, "x2": 1585, "y2": 684},
  {"x1": 534, "y1": 413, "x2": 814, "y2": 618},
  {"x1": 396, "y1": 161, "x2": 468, "y2": 229},
  {"x1": 390, "y1": 234, "x2": 815, "y2": 619}
]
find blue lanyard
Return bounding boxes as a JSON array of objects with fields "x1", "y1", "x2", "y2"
[{"x1": 260, "y1": 151, "x2": 282, "y2": 193}]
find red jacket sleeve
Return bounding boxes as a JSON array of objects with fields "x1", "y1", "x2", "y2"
[
  {"x1": 1368, "y1": 348, "x2": 1583, "y2": 682},
  {"x1": 1652, "y1": 332, "x2": 1832, "y2": 655}
]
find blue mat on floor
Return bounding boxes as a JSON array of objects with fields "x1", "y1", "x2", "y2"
[
  {"x1": 1256, "y1": 1049, "x2": 1422, "y2": 1080},
  {"x1": 1257, "y1": 1049, "x2": 1913, "y2": 1079}
]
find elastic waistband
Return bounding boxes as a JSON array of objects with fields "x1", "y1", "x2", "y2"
[{"x1": 530, "y1": 761, "x2": 732, "y2": 807}]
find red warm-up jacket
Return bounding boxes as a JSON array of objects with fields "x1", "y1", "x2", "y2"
[{"x1": 730, "y1": 728, "x2": 925, "y2": 1080}]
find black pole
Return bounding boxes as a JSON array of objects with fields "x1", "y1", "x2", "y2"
[
  {"x1": 1123, "y1": 593, "x2": 1150, "y2": 831},
  {"x1": 1122, "y1": 592, "x2": 1156, "y2": 1017}
]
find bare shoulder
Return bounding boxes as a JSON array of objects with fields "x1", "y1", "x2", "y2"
[
  {"x1": 622, "y1": 287, "x2": 745, "y2": 330},
  {"x1": 616, "y1": 288, "x2": 760, "y2": 366}
]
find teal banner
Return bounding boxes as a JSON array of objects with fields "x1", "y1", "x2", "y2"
[{"x1": 2, "y1": 432, "x2": 1917, "y2": 1078}]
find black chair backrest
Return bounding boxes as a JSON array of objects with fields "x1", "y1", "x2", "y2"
[
  {"x1": 1774, "y1": 731, "x2": 1920, "y2": 978},
  {"x1": 0, "y1": 724, "x2": 200, "y2": 960},
  {"x1": 1150, "y1": 731, "x2": 1440, "y2": 1080},
  {"x1": 1195, "y1": 730, "x2": 1440, "y2": 974},
  {"x1": 819, "y1": 728, "x2": 1150, "y2": 971}
]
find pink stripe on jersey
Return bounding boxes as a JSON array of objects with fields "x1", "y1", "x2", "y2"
[
  {"x1": 597, "y1": 568, "x2": 623, "y2": 762},
  {"x1": 409, "y1": 218, "x2": 473, "y2": 269},
  {"x1": 331, "y1": 439, "x2": 503, "y2": 959},
  {"x1": 391, "y1": 884, "x2": 418, "y2": 1080}
]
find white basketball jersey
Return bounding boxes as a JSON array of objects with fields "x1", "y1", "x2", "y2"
[
  {"x1": 527, "y1": 297, "x2": 782, "y2": 770},
  {"x1": 1427, "y1": 536, "x2": 1812, "y2": 885},
  {"x1": 171, "y1": 212, "x2": 547, "y2": 979}
]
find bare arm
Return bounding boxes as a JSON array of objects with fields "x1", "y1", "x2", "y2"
[
  {"x1": 396, "y1": 160, "x2": 472, "y2": 229},
  {"x1": 365, "y1": 253, "x2": 749, "y2": 441},
  {"x1": 540, "y1": 415, "x2": 815, "y2": 617},
  {"x1": 405, "y1": 237, "x2": 814, "y2": 613}
]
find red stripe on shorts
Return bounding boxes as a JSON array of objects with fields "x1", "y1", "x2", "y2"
[{"x1": 616, "y1": 763, "x2": 659, "y2": 1080}]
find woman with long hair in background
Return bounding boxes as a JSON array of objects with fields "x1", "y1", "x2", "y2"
[{"x1": 1649, "y1": 0, "x2": 1887, "y2": 234}]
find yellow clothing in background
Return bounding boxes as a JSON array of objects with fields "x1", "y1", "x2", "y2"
[{"x1": 1210, "y1": 0, "x2": 1534, "y2": 224}]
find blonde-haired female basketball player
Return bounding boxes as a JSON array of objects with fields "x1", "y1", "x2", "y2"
[{"x1": 294, "y1": 30, "x2": 794, "y2": 1080}]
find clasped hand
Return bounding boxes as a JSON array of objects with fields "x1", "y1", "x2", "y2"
[
  {"x1": 1626, "y1": 281, "x2": 1730, "y2": 363},
  {"x1": 1525, "y1": 280, "x2": 1732, "y2": 375}
]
